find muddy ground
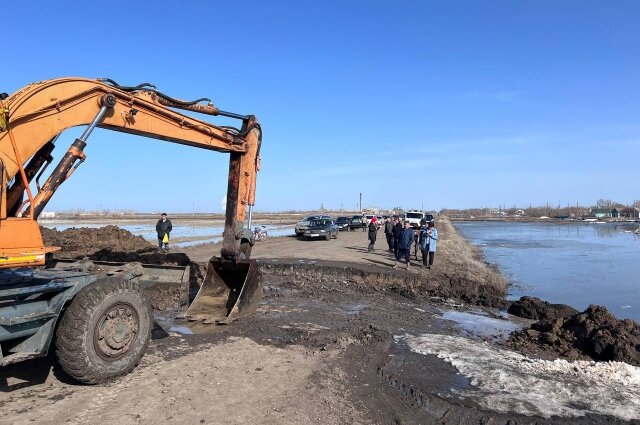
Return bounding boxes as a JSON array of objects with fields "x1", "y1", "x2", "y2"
[{"x1": 2, "y1": 218, "x2": 638, "y2": 424}]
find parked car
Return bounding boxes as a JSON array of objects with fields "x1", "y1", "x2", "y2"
[
  {"x1": 335, "y1": 216, "x2": 351, "y2": 231},
  {"x1": 304, "y1": 218, "x2": 338, "y2": 240},
  {"x1": 295, "y1": 214, "x2": 331, "y2": 236},
  {"x1": 349, "y1": 215, "x2": 366, "y2": 231}
]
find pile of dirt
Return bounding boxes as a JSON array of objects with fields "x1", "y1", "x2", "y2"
[
  {"x1": 41, "y1": 225, "x2": 153, "y2": 258},
  {"x1": 507, "y1": 296, "x2": 578, "y2": 320},
  {"x1": 507, "y1": 305, "x2": 640, "y2": 366}
]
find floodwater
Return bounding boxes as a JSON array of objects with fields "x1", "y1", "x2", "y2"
[
  {"x1": 455, "y1": 221, "x2": 640, "y2": 322},
  {"x1": 41, "y1": 220, "x2": 295, "y2": 248}
]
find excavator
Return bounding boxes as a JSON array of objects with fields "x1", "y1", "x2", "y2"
[{"x1": 0, "y1": 77, "x2": 262, "y2": 383}]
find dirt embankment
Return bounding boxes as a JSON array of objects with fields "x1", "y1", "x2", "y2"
[
  {"x1": 183, "y1": 216, "x2": 510, "y2": 307},
  {"x1": 507, "y1": 304, "x2": 640, "y2": 366}
]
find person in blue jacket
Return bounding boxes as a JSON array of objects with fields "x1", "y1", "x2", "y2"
[
  {"x1": 394, "y1": 220, "x2": 414, "y2": 270},
  {"x1": 423, "y1": 221, "x2": 438, "y2": 268},
  {"x1": 419, "y1": 223, "x2": 429, "y2": 266}
]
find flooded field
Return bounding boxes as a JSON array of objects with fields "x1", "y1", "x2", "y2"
[
  {"x1": 455, "y1": 221, "x2": 640, "y2": 322},
  {"x1": 40, "y1": 218, "x2": 295, "y2": 248}
]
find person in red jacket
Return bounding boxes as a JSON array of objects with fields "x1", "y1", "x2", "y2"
[{"x1": 367, "y1": 216, "x2": 378, "y2": 251}]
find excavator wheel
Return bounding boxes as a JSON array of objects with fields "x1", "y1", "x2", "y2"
[{"x1": 55, "y1": 277, "x2": 152, "y2": 384}]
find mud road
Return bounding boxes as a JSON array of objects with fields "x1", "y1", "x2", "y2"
[{"x1": 2, "y1": 218, "x2": 638, "y2": 424}]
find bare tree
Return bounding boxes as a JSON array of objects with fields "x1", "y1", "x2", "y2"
[{"x1": 595, "y1": 199, "x2": 615, "y2": 209}]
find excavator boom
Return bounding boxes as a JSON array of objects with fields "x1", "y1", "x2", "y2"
[{"x1": 0, "y1": 77, "x2": 262, "y2": 323}]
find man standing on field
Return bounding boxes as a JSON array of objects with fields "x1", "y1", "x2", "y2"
[
  {"x1": 156, "y1": 213, "x2": 172, "y2": 251},
  {"x1": 394, "y1": 220, "x2": 414, "y2": 270},
  {"x1": 392, "y1": 216, "x2": 402, "y2": 257},
  {"x1": 384, "y1": 217, "x2": 394, "y2": 252}
]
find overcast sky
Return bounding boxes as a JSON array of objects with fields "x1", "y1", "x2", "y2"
[{"x1": 4, "y1": 1, "x2": 639, "y2": 212}]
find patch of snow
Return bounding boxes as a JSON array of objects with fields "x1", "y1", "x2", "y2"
[
  {"x1": 438, "y1": 311, "x2": 523, "y2": 337},
  {"x1": 395, "y1": 333, "x2": 640, "y2": 420}
]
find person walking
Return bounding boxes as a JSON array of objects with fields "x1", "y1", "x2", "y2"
[
  {"x1": 419, "y1": 223, "x2": 429, "y2": 267},
  {"x1": 156, "y1": 213, "x2": 172, "y2": 251},
  {"x1": 394, "y1": 221, "x2": 414, "y2": 269},
  {"x1": 384, "y1": 217, "x2": 394, "y2": 252},
  {"x1": 392, "y1": 217, "x2": 402, "y2": 257},
  {"x1": 367, "y1": 216, "x2": 378, "y2": 251},
  {"x1": 425, "y1": 221, "x2": 438, "y2": 268}
]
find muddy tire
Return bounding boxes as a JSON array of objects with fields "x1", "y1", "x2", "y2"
[
  {"x1": 325, "y1": 233, "x2": 331, "y2": 241},
  {"x1": 55, "y1": 277, "x2": 152, "y2": 384}
]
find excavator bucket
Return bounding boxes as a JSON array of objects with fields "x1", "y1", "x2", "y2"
[{"x1": 184, "y1": 258, "x2": 262, "y2": 324}]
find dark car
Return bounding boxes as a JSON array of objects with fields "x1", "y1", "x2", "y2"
[
  {"x1": 349, "y1": 215, "x2": 366, "y2": 231},
  {"x1": 335, "y1": 216, "x2": 351, "y2": 231},
  {"x1": 304, "y1": 218, "x2": 338, "y2": 240},
  {"x1": 420, "y1": 214, "x2": 435, "y2": 226}
]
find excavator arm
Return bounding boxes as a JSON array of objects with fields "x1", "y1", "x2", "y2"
[{"x1": 0, "y1": 77, "x2": 261, "y2": 270}]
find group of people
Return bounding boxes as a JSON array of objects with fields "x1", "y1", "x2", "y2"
[{"x1": 367, "y1": 216, "x2": 438, "y2": 270}]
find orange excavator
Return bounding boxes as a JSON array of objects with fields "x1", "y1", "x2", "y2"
[{"x1": 0, "y1": 77, "x2": 262, "y2": 383}]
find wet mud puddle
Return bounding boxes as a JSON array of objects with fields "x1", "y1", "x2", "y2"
[{"x1": 154, "y1": 312, "x2": 228, "y2": 336}]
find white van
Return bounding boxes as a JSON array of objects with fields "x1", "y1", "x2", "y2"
[{"x1": 404, "y1": 211, "x2": 425, "y2": 229}]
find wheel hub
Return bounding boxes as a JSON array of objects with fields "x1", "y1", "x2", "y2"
[{"x1": 94, "y1": 303, "x2": 139, "y2": 360}]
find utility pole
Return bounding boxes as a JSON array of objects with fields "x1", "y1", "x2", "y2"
[{"x1": 359, "y1": 193, "x2": 362, "y2": 213}]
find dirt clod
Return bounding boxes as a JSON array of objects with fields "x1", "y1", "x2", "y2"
[
  {"x1": 507, "y1": 304, "x2": 640, "y2": 366},
  {"x1": 508, "y1": 296, "x2": 579, "y2": 321}
]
